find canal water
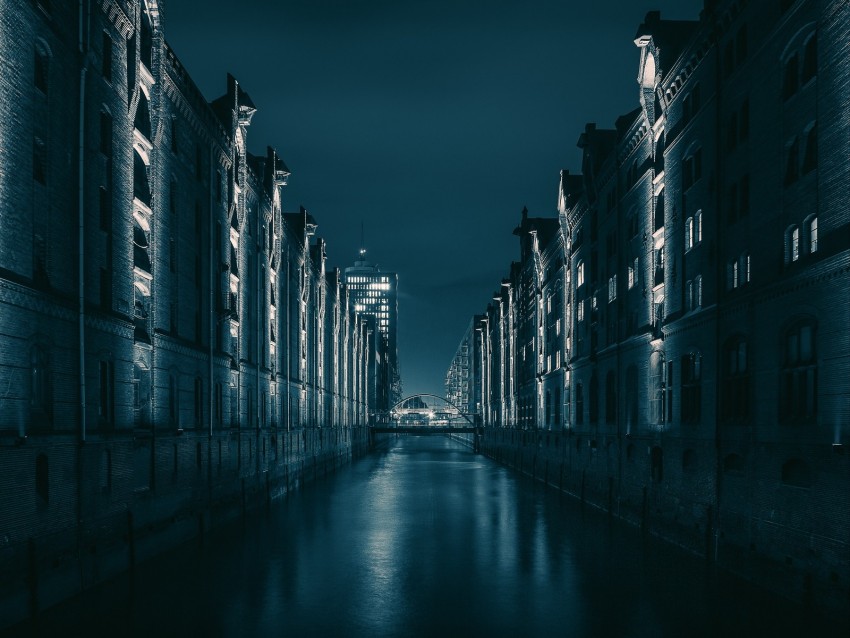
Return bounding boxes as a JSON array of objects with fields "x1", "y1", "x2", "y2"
[{"x1": 11, "y1": 436, "x2": 846, "y2": 637}]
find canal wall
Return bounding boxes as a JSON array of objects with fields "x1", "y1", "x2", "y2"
[
  {"x1": 479, "y1": 427, "x2": 850, "y2": 616},
  {"x1": 0, "y1": 426, "x2": 370, "y2": 630}
]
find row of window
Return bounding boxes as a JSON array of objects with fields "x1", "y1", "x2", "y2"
[{"x1": 571, "y1": 321, "x2": 816, "y2": 428}]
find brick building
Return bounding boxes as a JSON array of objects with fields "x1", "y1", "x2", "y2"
[
  {"x1": 0, "y1": 0, "x2": 379, "y2": 625},
  {"x1": 449, "y1": 0, "x2": 849, "y2": 611}
]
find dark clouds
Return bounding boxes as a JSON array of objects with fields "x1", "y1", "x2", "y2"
[{"x1": 167, "y1": 0, "x2": 704, "y2": 396}]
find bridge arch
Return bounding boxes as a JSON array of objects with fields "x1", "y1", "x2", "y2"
[{"x1": 387, "y1": 394, "x2": 475, "y2": 426}]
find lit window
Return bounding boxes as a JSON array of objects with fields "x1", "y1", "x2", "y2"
[
  {"x1": 685, "y1": 217, "x2": 693, "y2": 251},
  {"x1": 695, "y1": 210, "x2": 702, "y2": 243},
  {"x1": 686, "y1": 280, "x2": 694, "y2": 311},
  {"x1": 792, "y1": 227, "x2": 800, "y2": 261},
  {"x1": 809, "y1": 216, "x2": 818, "y2": 253},
  {"x1": 608, "y1": 275, "x2": 617, "y2": 302},
  {"x1": 576, "y1": 260, "x2": 585, "y2": 287},
  {"x1": 577, "y1": 300, "x2": 584, "y2": 322},
  {"x1": 695, "y1": 275, "x2": 703, "y2": 307}
]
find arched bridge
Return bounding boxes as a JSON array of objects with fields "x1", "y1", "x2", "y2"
[{"x1": 370, "y1": 394, "x2": 481, "y2": 436}]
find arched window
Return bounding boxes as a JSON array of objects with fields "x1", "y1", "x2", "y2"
[
  {"x1": 684, "y1": 217, "x2": 694, "y2": 251},
  {"x1": 134, "y1": 92, "x2": 152, "y2": 142},
  {"x1": 801, "y1": 33, "x2": 817, "y2": 84},
  {"x1": 802, "y1": 123, "x2": 817, "y2": 174},
  {"x1": 133, "y1": 151, "x2": 151, "y2": 206},
  {"x1": 649, "y1": 351, "x2": 665, "y2": 425},
  {"x1": 681, "y1": 352, "x2": 701, "y2": 424},
  {"x1": 780, "y1": 320, "x2": 817, "y2": 424},
  {"x1": 807, "y1": 216, "x2": 818, "y2": 253},
  {"x1": 34, "y1": 43, "x2": 49, "y2": 94},
  {"x1": 740, "y1": 252, "x2": 751, "y2": 285},
  {"x1": 782, "y1": 53, "x2": 799, "y2": 99},
  {"x1": 576, "y1": 260, "x2": 585, "y2": 288},
  {"x1": 723, "y1": 337, "x2": 750, "y2": 423},
  {"x1": 694, "y1": 210, "x2": 702, "y2": 244},
  {"x1": 786, "y1": 225, "x2": 800, "y2": 263},
  {"x1": 683, "y1": 146, "x2": 702, "y2": 190},
  {"x1": 784, "y1": 136, "x2": 799, "y2": 185}
]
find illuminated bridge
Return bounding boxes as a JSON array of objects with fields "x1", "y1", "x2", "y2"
[{"x1": 370, "y1": 394, "x2": 481, "y2": 438}]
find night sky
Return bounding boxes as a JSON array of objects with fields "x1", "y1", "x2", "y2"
[{"x1": 166, "y1": 0, "x2": 705, "y2": 398}]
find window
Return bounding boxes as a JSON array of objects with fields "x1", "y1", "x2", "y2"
[
  {"x1": 729, "y1": 259, "x2": 739, "y2": 289},
  {"x1": 99, "y1": 360, "x2": 114, "y2": 426},
  {"x1": 694, "y1": 210, "x2": 702, "y2": 243},
  {"x1": 681, "y1": 352, "x2": 701, "y2": 423},
  {"x1": 686, "y1": 280, "x2": 694, "y2": 311},
  {"x1": 791, "y1": 226, "x2": 800, "y2": 262},
  {"x1": 100, "y1": 111, "x2": 112, "y2": 156},
  {"x1": 102, "y1": 32, "x2": 113, "y2": 81},
  {"x1": 685, "y1": 217, "x2": 694, "y2": 251},
  {"x1": 575, "y1": 382, "x2": 584, "y2": 425},
  {"x1": 801, "y1": 34, "x2": 817, "y2": 84},
  {"x1": 741, "y1": 252, "x2": 751, "y2": 285},
  {"x1": 577, "y1": 299, "x2": 584, "y2": 322},
  {"x1": 654, "y1": 247, "x2": 664, "y2": 287},
  {"x1": 33, "y1": 137, "x2": 47, "y2": 184},
  {"x1": 683, "y1": 148, "x2": 702, "y2": 190},
  {"x1": 576, "y1": 260, "x2": 585, "y2": 287},
  {"x1": 34, "y1": 46, "x2": 49, "y2": 94},
  {"x1": 682, "y1": 83, "x2": 700, "y2": 123},
  {"x1": 802, "y1": 123, "x2": 817, "y2": 174},
  {"x1": 608, "y1": 275, "x2": 617, "y2": 302},
  {"x1": 99, "y1": 186, "x2": 111, "y2": 231},
  {"x1": 808, "y1": 216, "x2": 818, "y2": 253},
  {"x1": 695, "y1": 274, "x2": 703, "y2": 307},
  {"x1": 783, "y1": 54, "x2": 799, "y2": 99},
  {"x1": 780, "y1": 320, "x2": 817, "y2": 424},
  {"x1": 723, "y1": 337, "x2": 749, "y2": 422},
  {"x1": 649, "y1": 351, "x2": 666, "y2": 425},
  {"x1": 630, "y1": 257, "x2": 638, "y2": 289}
]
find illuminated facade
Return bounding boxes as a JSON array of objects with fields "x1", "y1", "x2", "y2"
[
  {"x1": 344, "y1": 251, "x2": 400, "y2": 414},
  {"x1": 0, "y1": 1, "x2": 377, "y2": 625},
  {"x1": 449, "y1": 0, "x2": 850, "y2": 611}
]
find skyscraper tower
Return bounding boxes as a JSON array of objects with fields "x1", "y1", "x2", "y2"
[{"x1": 344, "y1": 246, "x2": 400, "y2": 413}]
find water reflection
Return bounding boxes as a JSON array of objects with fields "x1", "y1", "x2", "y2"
[{"x1": 13, "y1": 436, "x2": 846, "y2": 637}]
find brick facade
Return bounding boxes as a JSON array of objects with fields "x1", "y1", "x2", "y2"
[
  {"x1": 0, "y1": 0, "x2": 377, "y2": 627},
  {"x1": 448, "y1": 0, "x2": 850, "y2": 612}
]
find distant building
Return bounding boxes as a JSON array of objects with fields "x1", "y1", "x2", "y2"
[{"x1": 344, "y1": 249, "x2": 400, "y2": 414}]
